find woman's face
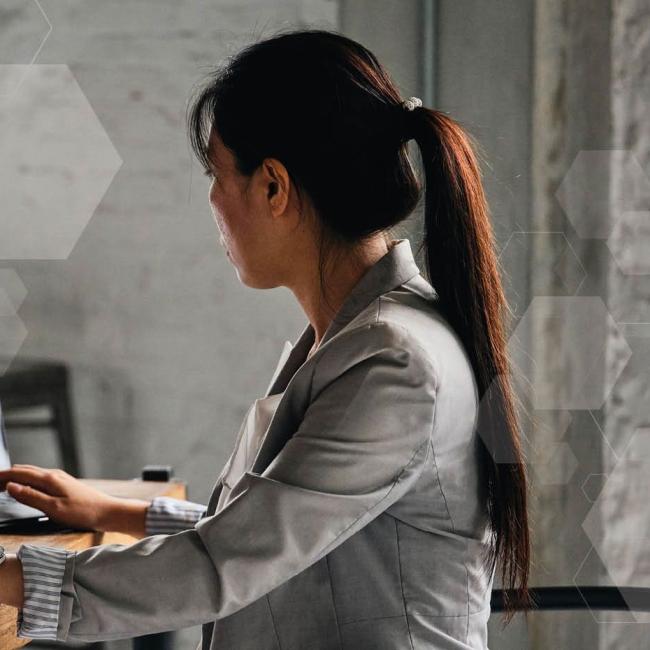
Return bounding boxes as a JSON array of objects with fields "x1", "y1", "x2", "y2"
[
  {"x1": 205, "y1": 130, "x2": 249, "y2": 264},
  {"x1": 205, "y1": 129, "x2": 291, "y2": 288}
]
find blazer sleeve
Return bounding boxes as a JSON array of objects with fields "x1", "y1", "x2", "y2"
[{"x1": 44, "y1": 322, "x2": 438, "y2": 644}]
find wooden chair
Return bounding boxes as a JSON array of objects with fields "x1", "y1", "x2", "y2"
[{"x1": 0, "y1": 358, "x2": 81, "y2": 476}]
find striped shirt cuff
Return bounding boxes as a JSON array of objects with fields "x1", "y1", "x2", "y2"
[
  {"x1": 145, "y1": 496, "x2": 207, "y2": 535},
  {"x1": 16, "y1": 544, "x2": 73, "y2": 640}
]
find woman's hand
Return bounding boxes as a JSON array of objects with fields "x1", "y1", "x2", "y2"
[{"x1": 0, "y1": 464, "x2": 126, "y2": 532}]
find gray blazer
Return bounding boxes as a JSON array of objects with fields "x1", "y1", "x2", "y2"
[{"x1": 54, "y1": 238, "x2": 494, "y2": 649}]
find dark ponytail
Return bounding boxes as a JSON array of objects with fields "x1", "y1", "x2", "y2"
[
  {"x1": 411, "y1": 107, "x2": 532, "y2": 621},
  {"x1": 186, "y1": 26, "x2": 531, "y2": 624}
]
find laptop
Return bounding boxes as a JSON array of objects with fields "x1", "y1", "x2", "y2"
[{"x1": 0, "y1": 400, "x2": 71, "y2": 533}]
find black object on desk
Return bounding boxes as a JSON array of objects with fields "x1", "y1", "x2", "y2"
[{"x1": 141, "y1": 464, "x2": 174, "y2": 482}]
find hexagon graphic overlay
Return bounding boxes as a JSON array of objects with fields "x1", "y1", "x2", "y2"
[
  {"x1": 556, "y1": 150, "x2": 650, "y2": 241},
  {"x1": 0, "y1": 268, "x2": 27, "y2": 309},
  {"x1": 0, "y1": 287, "x2": 27, "y2": 375},
  {"x1": 607, "y1": 210, "x2": 650, "y2": 275},
  {"x1": 579, "y1": 427, "x2": 650, "y2": 622},
  {"x1": 508, "y1": 296, "x2": 632, "y2": 410},
  {"x1": 0, "y1": 64, "x2": 122, "y2": 259},
  {"x1": 0, "y1": 0, "x2": 52, "y2": 98}
]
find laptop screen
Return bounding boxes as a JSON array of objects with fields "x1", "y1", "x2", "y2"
[
  {"x1": 0, "y1": 400, "x2": 52, "y2": 525},
  {"x1": 0, "y1": 402, "x2": 11, "y2": 471}
]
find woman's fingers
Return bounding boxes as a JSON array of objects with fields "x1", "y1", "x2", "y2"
[
  {"x1": 0, "y1": 467, "x2": 63, "y2": 494},
  {"x1": 6, "y1": 482, "x2": 57, "y2": 514},
  {"x1": 10, "y1": 464, "x2": 70, "y2": 477},
  {"x1": 0, "y1": 467, "x2": 46, "y2": 488}
]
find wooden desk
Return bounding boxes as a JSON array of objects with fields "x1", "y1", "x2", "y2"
[{"x1": 0, "y1": 478, "x2": 186, "y2": 649}]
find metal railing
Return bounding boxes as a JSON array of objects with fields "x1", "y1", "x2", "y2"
[{"x1": 491, "y1": 586, "x2": 650, "y2": 612}]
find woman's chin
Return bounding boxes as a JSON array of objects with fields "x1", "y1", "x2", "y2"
[
  {"x1": 224, "y1": 252, "x2": 277, "y2": 289},
  {"x1": 237, "y1": 269, "x2": 277, "y2": 290}
]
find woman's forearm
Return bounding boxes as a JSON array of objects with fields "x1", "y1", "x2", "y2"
[
  {"x1": 99, "y1": 497, "x2": 151, "y2": 538},
  {"x1": 0, "y1": 555, "x2": 24, "y2": 609}
]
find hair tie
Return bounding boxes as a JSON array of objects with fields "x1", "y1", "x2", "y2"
[
  {"x1": 401, "y1": 96, "x2": 422, "y2": 112},
  {"x1": 396, "y1": 96, "x2": 422, "y2": 143}
]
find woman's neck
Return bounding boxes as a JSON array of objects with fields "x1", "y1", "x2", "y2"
[{"x1": 291, "y1": 235, "x2": 393, "y2": 349}]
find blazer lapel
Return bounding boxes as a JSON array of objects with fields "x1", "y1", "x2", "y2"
[
  {"x1": 264, "y1": 340, "x2": 295, "y2": 396},
  {"x1": 263, "y1": 324, "x2": 316, "y2": 398}
]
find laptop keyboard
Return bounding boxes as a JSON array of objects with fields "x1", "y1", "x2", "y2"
[{"x1": 0, "y1": 489, "x2": 47, "y2": 520}]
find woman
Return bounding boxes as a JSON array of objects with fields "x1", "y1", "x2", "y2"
[{"x1": 0, "y1": 28, "x2": 530, "y2": 649}]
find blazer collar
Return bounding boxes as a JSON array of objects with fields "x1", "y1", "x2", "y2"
[
  {"x1": 317, "y1": 237, "x2": 423, "y2": 347},
  {"x1": 265, "y1": 237, "x2": 426, "y2": 396}
]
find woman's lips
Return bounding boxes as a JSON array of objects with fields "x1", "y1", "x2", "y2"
[{"x1": 218, "y1": 233, "x2": 231, "y2": 258}]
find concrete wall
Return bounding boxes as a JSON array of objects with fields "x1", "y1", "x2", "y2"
[
  {"x1": 600, "y1": 0, "x2": 650, "y2": 647},
  {"x1": 530, "y1": 0, "x2": 650, "y2": 648},
  {"x1": 527, "y1": 0, "x2": 612, "y2": 647}
]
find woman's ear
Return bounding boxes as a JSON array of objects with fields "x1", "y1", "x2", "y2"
[{"x1": 263, "y1": 158, "x2": 290, "y2": 214}]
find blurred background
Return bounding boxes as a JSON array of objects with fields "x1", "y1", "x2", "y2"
[{"x1": 1, "y1": 1, "x2": 648, "y2": 649}]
